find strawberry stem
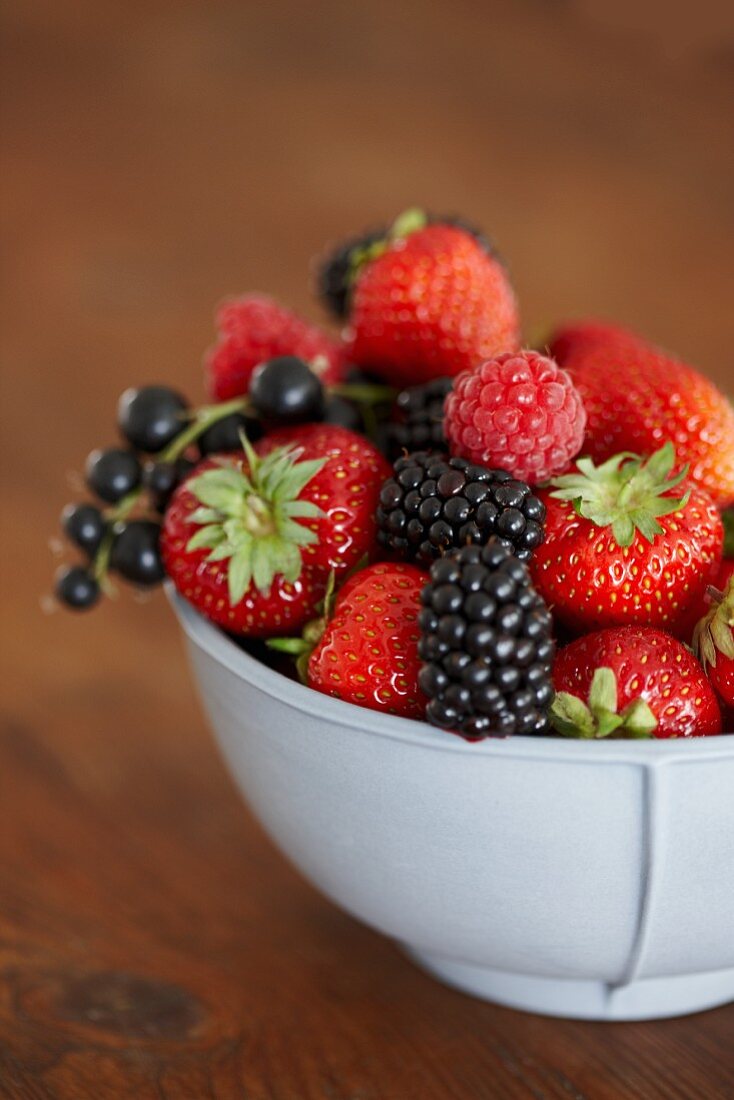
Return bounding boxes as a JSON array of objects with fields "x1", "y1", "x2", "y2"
[{"x1": 549, "y1": 443, "x2": 690, "y2": 548}]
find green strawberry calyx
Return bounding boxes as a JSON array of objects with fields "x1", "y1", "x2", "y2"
[
  {"x1": 347, "y1": 208, "x2": 428, "y2": 287},
  {"x1": 550, "y1": 667, "x2": 657, "y2": 740},
  {"x1": 693, "y1": 577, "x2": 734, "y2": 670},
  {"x1": 549, "y1": 442, "x2": 690, "y2": 548},
  {"x1": 184, "y1": 435, "x2": 326, "y2": 605}
]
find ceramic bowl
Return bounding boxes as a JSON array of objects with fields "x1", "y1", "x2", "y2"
[{"x1": 170, "y1": 591, "x2": 734, "y2": 1021}]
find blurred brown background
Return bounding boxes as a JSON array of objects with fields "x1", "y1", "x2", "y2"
[{"x1": 2, "y1": 2, "x2": 734, "y2": 1096}]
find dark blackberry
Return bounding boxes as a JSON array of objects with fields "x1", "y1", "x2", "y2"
[
  {"x1": 316, "y1": 225, "x2": 388, "y2": 319},
  {"x1": 377, "y1": 452, "x2": 546, "y2": 565},
  {"x1": 418, "y1": 539, "x2": 555, "y2": 740},
  {"x1": 385, "y1": 378, "x2": 452, "y2": 460},
  {"x1": 316, "y1": 215, "x2": 495, "y2": 320}
]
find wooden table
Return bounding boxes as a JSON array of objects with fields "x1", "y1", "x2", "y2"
[{"x1": 2, "y1": 3, "x2": 733, "y2": 1096}]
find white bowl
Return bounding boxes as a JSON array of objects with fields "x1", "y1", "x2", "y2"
[{"x1": 170, "y1": 591, "x2": 734, "y2": 1021}]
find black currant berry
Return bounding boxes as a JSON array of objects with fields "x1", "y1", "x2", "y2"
[
  {"x1": 109, "y1": 520, "x2": 165, "y2": 585},
  {"x1": 418, "y1": 539, "x2": 555, "y2": 740},
  {"x1": 198, "y1": 412, "x2": 262, "y2": 455},
  {"x1": 142, "y1": 458, "x2": 195, "y2": 513},
  {"x1": 117, "y1": 385, "x2": 189, "y2": 452},
  {"x1": 85, "y1": 448, "x2": 142, "y2": 504},
  {"x1": 377, "y1": 452, "x2": 546, "y2": 565},
  {"x1": 55, "y1": 565, "x2": 100, "y2": 610},
  {"x1": 249, "y1": 357, "x2": 325, "y2": 422},
  {"x1": 61, "y1": 503, "x2": 106, "y2": 557}
]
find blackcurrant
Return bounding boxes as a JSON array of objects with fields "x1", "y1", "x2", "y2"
[
  {"x1": 117, "y1": 385, "x2": 189, "y2": 452},
  {"x1": 61, "y1": 503, "x2": 106, "y2": 556},
  {"x1": 110, "y1": 520, "x2": 165, "y2": 586},
  {"x1": 249, "y1": 357, "x2": 324, "y2": 422},
  {"x1": 142, "y1": 457, "x2": 195, "y2": 512},
  {"x1": 55, "y1": 565, "x2": 100, "y2": 610},
  {"x1": 85, "y1": 448, "x2": 142, "y2": 504},
  {"x1": 198, "y1": 412, "x2": 262, "y2": 455}
]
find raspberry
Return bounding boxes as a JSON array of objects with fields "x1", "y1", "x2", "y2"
[
  {"x1": 444, "y1": 351, "x2": 586, "y2": 484},
  {"x1": 205, "y1": 294, "x2": 346, "y2": 402}
]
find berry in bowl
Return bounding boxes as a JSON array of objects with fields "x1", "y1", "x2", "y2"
[{"x1": 51, "y1": 210, "x2": 734, "y2": 1019}]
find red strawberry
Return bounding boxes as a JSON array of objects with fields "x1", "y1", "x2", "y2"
[
  {"x1": 255, "y1": 423, "x2": 391, "y2": 574},
  {"x1": 547, "y1": 319, "x2": 643, "y2": 363},
  {"x1": 346, "y1": 210, "x2": 520, "y2": 388},
  {"x1": 205, "y1": 294, "x2": 346, "y2": 402},
  {"x1": 550, "y1": 321, "x2": 734, "y2": 506},
  {"x1": 308, "y1": 562, "x2": 428, "y2": 718},
  {"x1": 693, "y1": 577, "x2": 734, "y2": 709},
  {"x1": 160, "y1": 426, "x2": 388, "y2": 637},
  {"x1": 530, "y1": 444, "x2": 723, "y2": 637},
  {"x1": 551, "y1": 627, "x2": 722, "y2": 739}
]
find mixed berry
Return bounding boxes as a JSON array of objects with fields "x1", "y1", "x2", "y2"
[{"x1": 52, "y1": 208, "x2": 734, "y2": 740}]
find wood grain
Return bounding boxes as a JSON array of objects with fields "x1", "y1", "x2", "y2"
[{"x1": 1, "y1": 1, "x2": 733, "y2": 1096}]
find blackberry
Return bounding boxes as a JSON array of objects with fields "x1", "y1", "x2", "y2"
[
  {"x1": 385, "y1": 378, "x2": 452, "y2": 460},
  {"x1": 377, "y1": 452, "x2": 545, "y2": 565},
  {"x1": 317, "y1": 224, "x2": 387, "y2": 320},
  {"x1": 418, "y1": 539, "x2": 555, "y2": 740},
  {"x1": 316, "y1": 215, "x2": 495, "y2": 320}
]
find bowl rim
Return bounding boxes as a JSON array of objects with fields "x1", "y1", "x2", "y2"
[{"x1": 169, "y1": 589, "x2": 734, "y2": 763}]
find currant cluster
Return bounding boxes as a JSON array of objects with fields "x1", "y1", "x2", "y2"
[{"x1": 54, "y1": 359, "x2": 389, "y2": 610}]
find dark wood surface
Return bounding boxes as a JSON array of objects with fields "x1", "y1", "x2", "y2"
[{"x1": 2, "y1": 2, "x2": 734, "y2": 1097}]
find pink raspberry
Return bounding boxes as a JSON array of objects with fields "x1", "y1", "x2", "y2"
[
  {"x1": 444, "y1": 350, "x2": 586, "y2": 483},
  {"x1": 205, "y1": 294, "x2": 346, "y2": 401}
]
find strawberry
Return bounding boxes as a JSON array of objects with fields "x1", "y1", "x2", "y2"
[
  {"x1": 693, "y1": 577, "x2": 734, "y2": 709},
  {"x1": 547, "y1": 319, "x2": 643, "y2": 364},
  {"x1": 551, "y1": 627, "x2": 722, "y2": 739},
  {"x1": 160, "y1": 426, "x2": 389, "y2": 637},
  {"x1": 205, "y1": 293, "x2": 346, "y2": 402},
  {"x1": 530, "y1": 444, "x2": 723, "y2": 637},
  {"x1": 307, "y1": 562, "x2": 428, "y2": 718},
  {"x1": 255, "y1": 423, "x2": 391, "y2": 574},
  {"x1": 550, "y1": 320, "x2": 734, "y2": 506},
  {"x1": 345, "y1": 210, "x2": 520, "y2": 388}
]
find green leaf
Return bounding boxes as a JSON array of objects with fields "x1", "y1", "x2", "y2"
[
  {"x1": 588, "y1": 667, "x2": 618, "y2": 715},
  {"x1": 228, "y1": 548, "x2": 253, "y2": 605},
  {"x1": 611, "y1": 515, "x2": 635, "y2": 547},
  {"x1": 549, "y1": 692, "x2": 596, "y2": 738},
  {"x1": 282, "y1": 499, "x2": 324, "y2": 520},
  {"x1": 267, "y1": 637, "x2": 311, "y2": 655},
  {"x1": 594, "y1": 710, "x2": 626, "y2": 739},
  {"x1": 185, "y1": 506, "x2": 222, "y2": 526},
  {"x1": 390, "y1": 207, "x2": 428, "y2": 240},
  {"x1": 620, "y1": 699, "x2": 657, "y2": 738},
  {"x1": 186, "y1": 524, "x2": 226, "y2": 553}
]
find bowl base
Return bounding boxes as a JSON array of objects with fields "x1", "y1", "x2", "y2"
[{"x1": 406, "y1": 949, "x2": 734, "y2": 1021}]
